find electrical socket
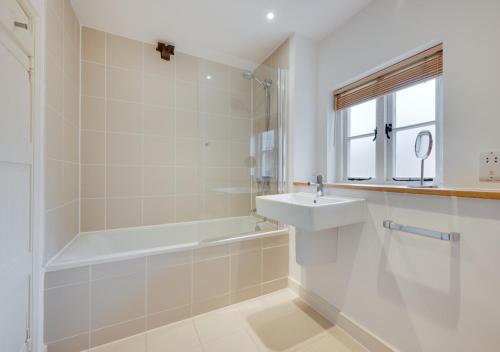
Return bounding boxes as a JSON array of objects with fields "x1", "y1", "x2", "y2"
[{"x1": 479, "y1": 152, "x2": 500, "y2": 182}]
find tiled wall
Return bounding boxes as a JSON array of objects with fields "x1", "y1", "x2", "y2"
[
  {"x1": 44, "y1": 234, "x2": 289, "y2": 351},
  {"x1": 44, "y1": 0, "x2": 80, "y2": 261},
  {"x1": 80, "y1": 27, "x2": 254, "y2": 231}
]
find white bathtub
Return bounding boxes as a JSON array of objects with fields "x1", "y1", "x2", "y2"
[{"x1": 45, "y1": 216, "x2": 287, "y2": 271}]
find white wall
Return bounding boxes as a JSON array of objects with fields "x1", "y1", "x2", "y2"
[
  {"x1": 315, "y1": 0, "x2": 500, "y2": 188},
  {"x1": 288, "y1": 34, "x2": 319, "y2": 183},
  {"x1": 290, "y1": 0, "x2": 500, "y2": 351}
]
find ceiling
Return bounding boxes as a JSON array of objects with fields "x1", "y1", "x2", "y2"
[{"x1": 71, "y1": 0, "x2": 371, "y2": 70}]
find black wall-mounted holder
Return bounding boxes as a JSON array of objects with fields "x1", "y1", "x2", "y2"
[{"x1": 156, "y1": 42, "x2": 175, "y2": 61}]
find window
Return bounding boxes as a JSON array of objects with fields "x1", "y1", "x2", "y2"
[{"x1": 334, "y1": 44, "x2": 443, "y2": 184}]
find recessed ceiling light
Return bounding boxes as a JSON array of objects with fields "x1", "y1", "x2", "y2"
[
  {"x1": 266, "y1": 12, "x2": 275, "y2": 21},
  {"x1": 206, "y1": 75, "x2": 212, "y2": 80}
]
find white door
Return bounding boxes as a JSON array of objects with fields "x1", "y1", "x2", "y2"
[{"x1": 0, "y1": 23, "x2": 33, "y2": 352}]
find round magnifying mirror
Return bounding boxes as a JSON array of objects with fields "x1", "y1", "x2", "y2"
[{"x1": 415, "y1": 130, "x2": 433, "y2": 160}]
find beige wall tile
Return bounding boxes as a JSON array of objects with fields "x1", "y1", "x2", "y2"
[
  {"x1": 46, "y1": 55, "x2": 63, "y2": 113},
  {"x1": 44, "y1": 283, "x2": 90, "y2": 342},
  {"x1": 62, "y1": 162, "x2": 79, "y2": 203},
  {"x1": 231, "y1": 285, "x2": 261, "y2": 304},
  {"x1": 148, "y1": 263, "x2": 192, "y2": 314},
  {"x1": 45, "y1": 266, "x2": 90, "y2": 289},
  {"x1": 46, "y1": 159, "x2": 64, "y2": 209},
  {"x1": 193, "y1": 257, "x2": 230, "y2": 301},
  {"x1": 144, "y1": 43, "x2": 174, "y2": 77},
  {"x1": 175, "y1": 195, "x2": 202, "y2": 222},
  {"x1": 199, "y1": 86, "x2": 230, "y2": 115},
  {"x1": 63, "y1": 42, "x2": 79, "y2": 83},
  {"x1": 106, "y1": 100, "x2": 142, "y2": 133},
  {"x1": 106, "y1": 198, "x2": 142, "y2": 229},
  {"x1": 261, "y1": 277, "x2": 288, "y2": 294},
  {"x1": 46, "y1": 108, "x2": 62, "y2": 159},
  {"x1": 229, "y1": 142, "x2": 251, "y2": 167},
  {"x1": 82, "y1": 96, "x2": 105, "y2": 131},
  {"x1": 148, "y1": 250, "x2": 192, "y2": 270},
  {"x1": 106, "y1": 33, "x2": 143, "y2": 70},
  {"x1": 176, "y1": 110, "x2": 200, "y2": 138},
  {"x1": 91, "y1": 324, "x2": 146, "y2": 351},
  {"x1": 142, "y1": 197, "x2": 175, "y2": 225},
  {"x1": 106, "y1": 166, "x2": 142, "y2": 198},
  {"x1": 202, "y1": 141, "x2": 229, "y2": 167},
  {"x1": 175, "y1": 138, "x2": 202, "y2": 167},
  {"x1": 176, "y1": 81, "x2": 198, "y2": 111},
  {"x1": 202, "y1": 194, "x2": 228, "y2": 219},
  {"x1": 81, "y1": 198, "x2": 105, "y2": 232},
  {"x1": 228, "y1": 118, "x2": 251, "y2": 142},
  {"x1": 230, "y1": 89, "x2": 252, "y2": 118},
  {"x1": 229, "y1": 67, "x2": 251, "y2": 93},
  {"x1": 230, "y1": 238, "x2": 262, "y2": 254},
  {"x1": 143, "y1": 106, "x2": 175, "y2": 136},
  {"x1": 147, "y1": 305, "x2": 191, "y2": 330},
  {"x1": 82, "y1": 27, "x2": 105, "y2": 63},
  {"x1": 263, "y1": 246, "x2": 289, "y2": 282},
  {"x1": 62, "y1": 119, "x2": 79, "y2": 162},
  {"x1": 191, "y1": 294, "x2": 230, "y2": 316},
  {"x1": 47, "y1": 333, "x2": 89, "y2": 352},
  {"x1": 228, "y1": 194, "x2": 252, "y2": 217},
  {"x1": 262, "y1": 234, "x2": 289, "y2": 248},
  {"x1": 107, "y1": 67, "x2": 142, "y2": 102},
  {"x1": 201, "y1": 114, "x2": 228, "y2": 141},
  {"x1": 63, "y1": 77, "x2": 79, "y2": 124},
  {"x1": 46, "y1": 6, "x2": 63, "y2": 64},
  {"x1": 82, "y1": 131, "x2": 105, "y2": 164},
  {"x1": 82, "y1": 62, "x2": 105, "y2": 97},
  {"x1": 194, "y1": 245, "x2": 230, "y2": 262},
  {"x1": 91, "y1": 272, "x2": 146, "y2": 329},
  {"x1": 231, "y1": 250, "x2": 262, "y2": 290},
  {"x1": 143, "y1": 136, "x2": 175, "y2": 166},
  {"x1": 144, "y1": 75, "x2": 174, "y2": 107},
  {"x1": 143, "y1": 166, "x2": 174, "y2": 196},
  {"x1": 82, "y1": 165, "x2": 105, "y2": 198},
  {"x1": 91, "y1": 257, "x2": 146, "y2": 281},
  {"x1": 175, "y1": 167, "x2": 201, "y2": 195},
  {"x1": 107, "y1": 133, "x2": 142, "y2": 165},
  {"x1": 198, "y1": 59, "x2": 229, "y2": 90},
  {"x1": 203, "y1": 167, "x2": 229, "y2": 193},
  {"x1": 176, "y1": 53, "x2": 199, "y2": 82}
]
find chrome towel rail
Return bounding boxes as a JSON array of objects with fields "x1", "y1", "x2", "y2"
[{"x1": 383, "y1": 220, "x2": 460, "y2": 241}]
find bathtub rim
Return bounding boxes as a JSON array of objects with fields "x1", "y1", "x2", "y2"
[{"x1": 44, "y1": 226, "x2": 288, "y2": 273}]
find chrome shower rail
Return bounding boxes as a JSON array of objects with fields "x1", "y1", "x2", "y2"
[{"x1": 383, "y1": 220, "x2": 460, "y2": 241}]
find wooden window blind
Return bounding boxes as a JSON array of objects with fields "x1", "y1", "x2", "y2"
[{"x1": 334, "y1": 44, "x2": 443, "y2": 111}]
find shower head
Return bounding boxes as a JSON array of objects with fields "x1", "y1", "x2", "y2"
[
  {"x1": 242, "y1": 71, "x2": 254, "y2": 80},
  {"x1": 242, "y1": 71, "x2": 272, "y2": 88}
]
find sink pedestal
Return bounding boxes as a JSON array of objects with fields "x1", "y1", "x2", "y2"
[{"x1": 295, "y1": 227, "x2": 338, "y2": 265}]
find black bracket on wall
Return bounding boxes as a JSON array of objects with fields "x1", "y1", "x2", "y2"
[{"x1": 156, "y1": 42, "x2": 175, "y2": 61}]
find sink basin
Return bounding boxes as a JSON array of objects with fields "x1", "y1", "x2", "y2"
[{"x1": 256, "y1": 192, "x2": 366, "y2": 231}]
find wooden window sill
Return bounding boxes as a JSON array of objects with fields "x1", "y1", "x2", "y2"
[{"x1": 293, "y1": 182, "x2": 500, "y2": 201}]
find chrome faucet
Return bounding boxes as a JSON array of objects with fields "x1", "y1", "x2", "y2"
[{"x1": 307, "y1": 175, "x2": 324, "y2": 197}]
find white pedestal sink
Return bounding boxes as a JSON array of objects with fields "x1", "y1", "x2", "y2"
[{"x1": 256, "y1": 192, "x2": 366, "y2": 265}]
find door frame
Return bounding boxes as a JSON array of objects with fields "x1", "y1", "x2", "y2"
[{"x1": 12, "y1": 1, "x2": 44, "y2": 351}]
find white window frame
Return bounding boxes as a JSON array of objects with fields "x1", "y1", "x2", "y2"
[{"x1": 334, "y1": 77, "x2": 443, "y2": 185}]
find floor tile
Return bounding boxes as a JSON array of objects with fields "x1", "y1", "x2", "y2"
[
  {"x1": 90, "y1": 334, "x2": 146, "y2": 352},
  {"x1": 147, "y1": 320, "x2": 201, "y2": 352},
  {"x1": 85, "y1": 289, "x2": 365, "y2": 352},
  {"x1": 202, "y1": 330, "x2": 259, "y2": 352},
  {"x1": 194, "y1": 307, "x2": 244, "y2": 343}
]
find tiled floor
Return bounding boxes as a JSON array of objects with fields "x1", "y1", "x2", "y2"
[{"x1": 85, "y1": 289, "x2": 367, "y2": 352}]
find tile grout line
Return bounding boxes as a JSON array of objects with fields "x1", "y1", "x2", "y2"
[{"x1": 103, "y1": 32, "x2": 108, "y2": 231}]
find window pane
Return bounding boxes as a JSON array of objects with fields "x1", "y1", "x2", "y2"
[
  {"x1": 394, "y1": 125, "x2": 436, "y2": 178},
  {"x1": 348, "y1": 137, "x2": 375, "y2": 178},
  {"x1": 395, "y1": 79, "x2": 436, "y2": 128},
  {"x1": 348, "y1": 99, "x2": 376, "y2": 136}
]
